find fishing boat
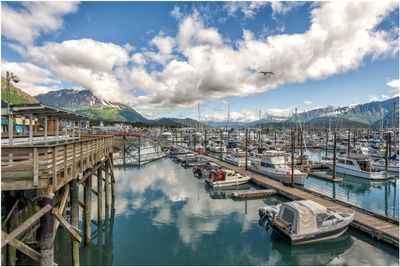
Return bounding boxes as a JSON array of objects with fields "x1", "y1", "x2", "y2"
[
  {"x1": 205, "y1": 169, "x2": 251, "y2": 188},
  {"x1": 325, "y1": 154, "x2": 391, "y2": 180},
  {"x1": 193, "y1": 162, "x2": 221, "y2": 177},
  {"x1": 372, "y1": 159, "x2": 399, "y2": 174},
  {"x1": 181, "y1": 156, "x2": 209, "y2": 167},
  {"x1": 259, "y1": 200, "x2": 354, "y2": 245},
  {"x1": 222, "y1": 149, "x2": 251, "y2": 167},
  {"x1": 250, "y1": 150, "x2": 307, "y2": 186},
  {"x1": 173, "y1": 153, "x2": 196, "y2": 163}
]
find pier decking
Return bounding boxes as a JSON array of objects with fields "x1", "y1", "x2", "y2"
[
  {"x1": 199, "y1": 153, "x2": 399, "y2": 247},
  {"x1": 2, "y1": 135, "x2": 113, "y2": 193}
]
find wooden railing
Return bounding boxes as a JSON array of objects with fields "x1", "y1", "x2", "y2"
[{"x1": 1, "y1": 136, "x2": 113, "y2": 193}]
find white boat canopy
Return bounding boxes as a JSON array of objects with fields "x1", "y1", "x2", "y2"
[{"x1": 278, "y1": 200, "x2": 328, "y2": 235}]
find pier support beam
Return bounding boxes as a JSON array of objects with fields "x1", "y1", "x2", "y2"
[
  {"x1": 105, "y1": 160, "x2": 111, "y2": 217},
  {"x1": 84, "y1": 171, "x2": 92, "y2": 245},
  {"x1": 40, "y1": 196, "x2": 54, "y2": 266},
  {"x1": 70, "y1": 179, "x2": 80, "y2": 266},
  {"x1": 97, "y1": 166, "x2": 103, "y2": 222}
]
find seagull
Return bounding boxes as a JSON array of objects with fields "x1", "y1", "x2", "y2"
[{"x1": 259, "y1": 71, "x2": 275, "y2": 76}]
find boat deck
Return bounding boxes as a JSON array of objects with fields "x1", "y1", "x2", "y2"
[{"x1": 200, "y1": 153, "x2": 399, "y2": 247}]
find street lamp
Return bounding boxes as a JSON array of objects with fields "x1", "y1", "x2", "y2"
[{"x1": 6, "y1": 71, "x2": 20, "y2": 145}]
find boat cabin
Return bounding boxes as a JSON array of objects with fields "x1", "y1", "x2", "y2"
[
  {"x1": 210, "y1": 169, "x2": 236, "y2": 182},
  {"x1": 277, "y1": 200, "x2": 330, "y2": 235}
]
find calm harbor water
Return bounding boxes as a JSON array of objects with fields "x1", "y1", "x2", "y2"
[
  {"x1": 303, "y1": 149, "x2": 399, "y2": 220},
  {"x1": 54, "y1": 157, "x2": 399, "y2": 266}
]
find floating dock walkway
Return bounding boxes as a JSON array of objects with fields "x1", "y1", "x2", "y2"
[
  {"x1": 232, "y1": 189, "x2": 277, "y2": 199},
  {"x1": 197, "y1": 152, "x2": 399, "y2": 247},
  {"x1": 307, "y1": 171, "x2": 343, "y2": 182}
]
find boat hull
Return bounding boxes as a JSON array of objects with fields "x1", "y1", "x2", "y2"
[
  {"x1": 205, "y1": 178, "x2": 250, "y2": 188},
  {"x1": 250, "y1": 167, "x2": 306, "y2": 186},
  {"x1": 326, "y1": 162, "x2": 389, "y2": 180},
  {"x1": 271, "y1": 222, "x2": 349, "y2": 245},
  {"x1": 223, "y1": 156, "x2": 251, "y2": 167}
]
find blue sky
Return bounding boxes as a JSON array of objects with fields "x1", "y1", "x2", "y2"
[{"x1": 1, "y1": 1, "x2": 399, "y2": 121}]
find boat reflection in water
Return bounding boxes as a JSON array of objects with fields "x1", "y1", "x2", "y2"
[
  {"x1": 205, "y1": 184, "x2": 251, "y2": 199},
  {"x1": 259, "y1": 218, "x2": 354, "y2": 266}
]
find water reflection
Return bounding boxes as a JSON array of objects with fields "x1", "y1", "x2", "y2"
[{"x1": 55, "y1": 157, "x2": 398, "y2": 265}]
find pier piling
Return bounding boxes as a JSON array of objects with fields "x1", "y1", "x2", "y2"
[
  {"x1": 70, "y1": 178, "x2": 80, "y2": 266},
  {"x1": 84, "y1": 171, "x2": 92, "y2": 245},
  {"x1": 40, "y1": 196, "x2": 54, "y2": 266},
  {"x1": 97, "y1": 166, "x2": 103, "y2": 222}
]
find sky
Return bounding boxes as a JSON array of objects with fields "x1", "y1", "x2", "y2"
[{"x1": 1, "y1": 1, "x2": 399, "y2": 122}]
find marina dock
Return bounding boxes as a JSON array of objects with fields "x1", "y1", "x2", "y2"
[
  {"x1": 307, "y1": 171, "x2": 343, "y2": 182},
  {"x1": 232, "y1": 189, "x2": 277, "y2": 199},
  {"x1": 198, "y1": 152, "x2": 399, "y2": 247}
]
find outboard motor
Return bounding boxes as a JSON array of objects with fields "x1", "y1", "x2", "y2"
[{"x1": 258, "y1": 206, "x2": 278, "y2": 220}]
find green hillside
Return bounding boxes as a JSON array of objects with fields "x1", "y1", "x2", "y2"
[
  {"x1": 71, "y1": 105, "x2": 150, "y2": 122},
  {"x1": 1, "y1": 77, "x2": 38, "y2": 104}
]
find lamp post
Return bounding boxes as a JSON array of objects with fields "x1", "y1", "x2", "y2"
[{"x1": 6, "y1": 71, "x2": 20, "y2": 145}]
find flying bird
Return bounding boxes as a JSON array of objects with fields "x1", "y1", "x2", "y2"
[{"x1": 259, "y1": 71, "x2": 275, "y2": 76}]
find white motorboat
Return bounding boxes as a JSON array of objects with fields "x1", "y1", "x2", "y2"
[
  {"x1": 372, "y1": 159, "x2": 399, "y2": 174},
  {"x1": 250, "y1": 150, "x2": 307, "y2": 186},
  {"x1": 259, "y1": 200, "x2": 355, "y2": 245},
  {"x1": 325, "y1": 154, "x2": 391, "y2": 180},
  {"x1": 223, "y1": 150, "x2": 251, "y2": 167},
  {"x1": 205, "y1": 169, "x2": 251, "y2": 188}
]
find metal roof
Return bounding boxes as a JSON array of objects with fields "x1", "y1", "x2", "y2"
[{"x1": 8, "y1": 103, "x2": 90, "y2": 120}]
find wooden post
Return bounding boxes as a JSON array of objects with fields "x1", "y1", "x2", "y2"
[
  {"x1": 70, "y1": 179, "x2": 79, "y2": 266},
  {"x1": 6, "y1": 194, "x2": 18, "y2": 266},
  {"x1": 291, "y1": 130, "x2": 295, "y2": 187},
  {"x1": 333, "y1": 131, "x2": 337, "y2": 179},
  {"x1": 8, "y1": 113, "x2": 14, "y2": 145},
  {"x1": 220, "y1": 130, "x2": 223, "y2": 161},
  {"x1": 105, "y1": 160, "x2": 110, "y2": 215},
  {"x1": 138, "y1": 135, "x2": 141, "y2": 166},
  {"x1": 245, "y1": 128, "x2": 248, "y2": 170},
  {"x1": 44, "y1": 116, "x2": 48, "y2": 143},
  {"x1": 55, "y1": 118, "x2": 59, "y2": 143},
  {"x1": 347, "y1": 129, "x2": 351, "y2": 154},
  {"x1": 40, "y1": 196, "x2": 54, "y2": 266},
  {"x1": 353, "y1": 129, "x2": 356, "y2": 148},
  {"x1": 385, "y1": 132, "x2": 389, "y2": 172},
  {"x1": 97, "y1": 166, "x2": 103, "y2": 222},
  {"x1": 84, "y1": 171, "x2": 92, "y2": 245},
  {"x1": 300, "y1": 129, "x2": 303, "y2": 166},
  {"x1": 29, "y1": 114, "x2": 33, "y2": 144},
  {"x1": 109, "y1": 154, "x2": 115, "y2": 199},
  {"x1": 325, "y1": 130, "x2": 328, "y2": 159}
]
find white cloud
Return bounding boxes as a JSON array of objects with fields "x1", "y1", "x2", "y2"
[
  {"x1": 224, "y1": 1, "x2": 268, "y2": 18},
  {"x1": 23, "y1": 38, "x2": 133, "y2": 103},
  {"x1": 1, "y1": 1, "x2": 79, "y2": 45},
  {"x1": 270, "y1": 2, "x2": 304, "y2": 16},
  {"x1": 204, "y1": 108, "x2": 290, "y2": 122},
  {"x1": 1, "y1": 61, "x2": 61, "y2": 95},
  {"x1": 170, "y1": 6, "x2": 183, "y2": 20},
  {"x1": 122, "y1": 1, "x2": 398, "y2": 109},
  {"x1": 151, "y1": 34, "x2": 175, "y2": 55},
  {"x1": 304, "y1": 99, "x2": 313, "y2": 105},
  {"x1": 387, "y1": 79, "x2": 399, "y2": 97}
]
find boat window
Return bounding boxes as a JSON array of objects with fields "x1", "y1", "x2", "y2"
[
  {"x1": 345, "y1": 160, "x2": 354, "y2": 166},
  {"x1": 281, "y1": 208, "x2": 295, "y2": 225},
  {"x1": 338, "y1": 159, "x2": 346, "y2": 164}
]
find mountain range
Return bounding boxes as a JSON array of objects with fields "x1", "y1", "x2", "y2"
[{"x1": 1, "y1": 77, "x2": 398, "y2": 128}]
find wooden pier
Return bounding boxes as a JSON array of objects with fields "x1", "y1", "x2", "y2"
[
  {"x1": 307, "y1": 171, "x2": 343, "y2": 182},
  {"x1": 232, "y1": 189, "x2": 277, "y2": 199},
  {"x1": 195, "y1": 152, "x2": 399, "y2": 247},
  {"x1": 1, "y1": 135, "x2": 115, "y2": 265}
]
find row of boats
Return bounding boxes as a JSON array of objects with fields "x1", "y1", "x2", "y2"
[{"x1": 169, "y1": 147, "x2": 356, "y2": 245}]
